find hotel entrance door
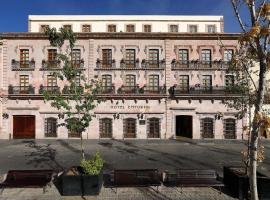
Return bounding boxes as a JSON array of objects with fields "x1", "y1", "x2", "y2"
[{"x1": 175, "y1": 115, "x2": 192, "y2": 138}]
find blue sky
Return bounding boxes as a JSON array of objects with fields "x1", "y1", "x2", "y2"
[{"x1": 0, "y1": 0, "x2": 246, "y2": 33}]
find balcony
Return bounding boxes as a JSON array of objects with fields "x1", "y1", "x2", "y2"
[
  {"x1": 8, "y1": 85, "x2": 35, "y2": 95},
  {"x1": 39, "y1": 86, "x2": 60, "y2": 94},
  {"x1": 96, "y1": 59, "x2": 116, "y2": 69},
  {"x1": 41, "y1": 60, "x2": 60, "y2": 70},
  {"x1": 11, "y1": 59, "x2": 35, "y2": 71},
  {"x1": 171, "y1": 60, "x2": 230, "y2": 70},
  {"x1": 141, "y1": 60, "x2": 165, "y2": 69},
  {"x1": 62, "y1": 85, "x2": 84, "y2": 94},
  {"x1": 120, "y1": 59, "x2": 140, "y2": 69},
  {"x1": 99, "y1": 86, "x2": 116, "y2": 94},
  {"x1": 170, "y1": 85, "x2": 240, "y2": 96}
]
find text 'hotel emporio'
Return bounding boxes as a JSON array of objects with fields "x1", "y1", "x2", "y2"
[{"x1": 0, "y1": 15, "x2": 245, "y2": 139}]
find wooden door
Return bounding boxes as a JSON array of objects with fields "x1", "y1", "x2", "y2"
[{"x1": 13, "y1": 115, "x2": 35, "y2": 139}]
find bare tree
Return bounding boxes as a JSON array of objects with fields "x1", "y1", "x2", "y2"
[{"x1": 231, "y1": 1, "x2": 270, "y2": 199}]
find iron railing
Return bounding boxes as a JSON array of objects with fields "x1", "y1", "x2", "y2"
[
  {"x1": 11, "y1": 60, "x2": 35, "y2": 71},
  {"x1": 141, "y1": 60, "x2": 165, "y2": 69},
  {"x1": 171, "y1": 60, "x2": 230, "y2": 70},
  {"x1": 8, "y1": 85, "x2": 35, "y2": 94}
]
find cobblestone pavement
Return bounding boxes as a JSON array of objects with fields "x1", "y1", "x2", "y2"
[{"x1": 0, "y1": 185, "x2": 237, "y2": 200}]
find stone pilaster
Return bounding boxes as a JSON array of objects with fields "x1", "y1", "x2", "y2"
[{"x1": 88, "y1": 39, "x2": 95, "y2": 81}]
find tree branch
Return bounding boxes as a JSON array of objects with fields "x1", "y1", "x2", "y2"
[{"x1": 231, "y1": 0, "x2": 247, "y2": 32}]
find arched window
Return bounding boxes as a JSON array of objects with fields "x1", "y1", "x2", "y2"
[
  {"x1": 201, "y1": 118, "x2": 214, "y2": 138},
  {"x1": 45, "y1": 117, "x2": 57, "y2": 137},
  {"x1": 147, "y1": 118, "x2": 160, "y2": 138},
  {"x1": 123, "y1": 118, "x2": 136, "y2": 138},
  {"x1": 224, "y1": 118, "x2": 236, "y2": 139},
  {"x1": 99, "y1": 118, "x2": 112, "y2": 138}
]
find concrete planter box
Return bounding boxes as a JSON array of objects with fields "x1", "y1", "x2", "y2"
[
  {"x1": 61, "y1": 167, "x2": 103, "y2": 196},
  {"x1": 223, "y1": 166, "x2": 270, "y2": 200}
]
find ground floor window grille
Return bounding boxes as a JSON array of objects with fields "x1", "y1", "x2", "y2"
[
  {"x1": 224, "y1": 118, "x2": 236, "y2": 139},
  {"x1": 68, "y1": 118, "x2": 80, "y2": 138},
  {"x1": 201, "y1": 118, "x2": 214, "y2": 138},
  {"x1": 99, "y1": 118, "x2": 112, "y2": 138},
  {"x1": 147, "y1": 118, "x2": 160, "y2": 138},
  {"x1": 45, "y1": 117, "x2": 57, "y2": 137},
  {"x1": 123, "y1": 118, "x2": 136, "y2": 138}
]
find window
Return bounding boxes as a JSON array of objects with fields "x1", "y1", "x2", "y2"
[
  {"x1": 102, "y1": 49, "x2": 112, "y2": 68},
  {"x1": 123, "y1": 118, "x2": 136, "y2": 138},
  {"x1": 68, "y1": 118, "x2": 80, "y2": 138},
  {"x1": 125, "y1": 49, "x2": 136, "y2": 68},
  {"x1": 225, "y1": 75, "x2": 234, "y2": 87},
  {"x1": 48, "y1": 49, "x2": 57, "y2": 68},
  {"x1": 143, "y1": 25, "x2": 152, "y2": 32},
  {"x1": 125, "y1": 74, "x2": 136, "y2": 92},
  {"x1": 20, "y1": 49, "x2": 29, "y2": 68},
  {"x1": 108, "y1": 24, "x2": 116, "y2": 32},
  {"x1": 45, "y1": 118, "x2": 57, "y2": 137},
  {"x1": 99, "y1": 118, "x2": 112, "y2": 138},
  {"x1": 82, "y1": 24, "x2": 91, "y2": 33},
  {"x1": 207, "y1": 25, "x2": 216, "y2": 33},
  {"x1": 179, "y1": 75, "x2": 189, "y2": 92},
  {"x1": 202, "y1": 75, "x2": 212, "y2": 91},
  {"x1": 178, "y1": 49, "x2": 189, "y2": 66},
  {"x1": 189, "y1": 25, "x2": 198, "y2": 33},
  {"x1": 101, "y1": 74, "x2": 112, "y2": 93},
  {"x1": 71, "y1": 49, "x2": 81, "y2": 68},
  {"x1": 224, "y1": 119, "x2": 236, "y2": 139},
  {"x1": 147, "y1": 118, "x2": 160, "y2": 138},
  {"x1": 47, "y1": 75, "x2": 57, "y2": 87},
  {"x1": 169, "y1": 25, "x2": 178, "y2": 32},
  {"x1": 63, "y1": 25, "x2": 72, "y2": 31},
  {"x1": 126, "y1": 24, "x2": 135, "y2": 32},
  {"x1": 201, "y1": 49, "x2": 211, "y2": 67},
  {"x1": 40, "y1": 25, "x2": 49, "y2": 33},
  {"x1": 201, "y1": 118, "x2": 214, "y2": 138},
  {"x1": 148, "y1": 75, "x2": 159, "y2": 92},
  {"x1": 148, "y1": 49, "x2": 159, "y2": 68},
  {"x1": 20, "y1": 75, "x2": 29, "y2": 94},
  {"x1": 224, "y1": 49, "x2": 234, "y2": 62}
]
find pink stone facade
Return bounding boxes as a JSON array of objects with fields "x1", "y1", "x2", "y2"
[{"x1": 0, "y1": 33, "x2": 246, "y2": 140}]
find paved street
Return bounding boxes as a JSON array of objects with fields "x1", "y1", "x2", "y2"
[{"x1": 0, "y1": 139, "x2": 269, "y2": 199}]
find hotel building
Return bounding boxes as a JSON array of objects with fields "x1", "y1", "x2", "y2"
[{"x1": 0, "y1": 15, "x2": 245, "y2": 139}]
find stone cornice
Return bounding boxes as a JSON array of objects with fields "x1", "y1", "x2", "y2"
[{"x1": 0, "y1": 32, "x2": 241, "y2": 40}]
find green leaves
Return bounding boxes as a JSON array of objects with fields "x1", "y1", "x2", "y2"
[{"x1": 80, "y1": 151, "x2": 104, "y2": 175}]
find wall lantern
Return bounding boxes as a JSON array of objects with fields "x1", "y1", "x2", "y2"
[
  {"x1": 2, "y1": 113, "x2": 9, "y2": 119},
  {"x1": 58, "y1": 113, "x2": 65, "y2": 119},
  {"x1": 137, "y1": 113, "x2": 144, "y2": 119},
  {"x1": 215, "y1": 112, "x2": 224, "y2": 120},
  {"x1": 113, "y1": 113, "x2": 120, "y2": 119}
]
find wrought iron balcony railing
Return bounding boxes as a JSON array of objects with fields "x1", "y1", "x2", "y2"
[
  {"x1": 41, "y1": 60, "x2": 60, "y2": 70},
  {"x1": 171, "y1": 60, "x2": 231, "y2": 70},
  {"x1": 99, "y1": 86, "x2": 115, "y2": 94},
  {"x1": 8, "y1": 85, "x2": 35, "y2": 95},
  {"x1": 39, "y1": 86, "x2": 60, "y2": 94},
  {"x1": 96, "y1": 59, "x2": 116, "y2": 69},
  {"x1": 11, "y1": 60, "x2": 35, "y2": 71},
  {"x1": 118, "y1": 86, "x2": 138, "y2": 94},
  {"x1": 141, "y1": 60, "x2": 165, "y2": 69},
  {"x1": 120, "y1": 59, "x2": 140, "y2": 68},
  {"x1": 170, "y1": 86, "x2": 240, "y2": 95}
]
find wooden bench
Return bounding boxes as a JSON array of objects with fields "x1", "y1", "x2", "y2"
[
  {"x1": 0, "y1": 170, "x2": 54, "y2": 194},
  {"x1": 163, "y1": 169, "x2": 224, "y2": 191},
  {"x1": 104, "y1": 169, "x2": 161, "y2": 192}
]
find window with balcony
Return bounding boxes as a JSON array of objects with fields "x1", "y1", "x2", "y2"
[
  {"x1": 45, "y1": 117, "x2": 57, "y2": 137},
  {"x1": 102, "y1": 49, "x2": 112, "y2": 68},
  {"x1": 123, "y1": 118, "x2": 136, "y2": 138},
  {"x1": 125, "y1": 74, "x2": 136, "y2": 93},
  {"x1": 224, "y1": 118, "x2": 236, "y2": 139},
  {"x1": 201, "y1": 49, "x2": 211, "y2": 67},
  {"x1": 20, "y1": 75, "x2": 29, "y2": 94},
  {"x1": 47, "y1": 49, "x2": 57, "y2": 68},
  {"x1": 40, "y1": 25, "x2": 49, "y2": 33},
  {"x1": 71, "y1": 49, "x2": 81, "y2": 68},
  {"x1": 20, "y1": 49, "x2": 29, "y2": 68},
  {"x1": 169, "y1": 25, "x2": 178, "y2": 32},
  {"x1": 148, "y1": 49, "x2": 159, "y2": 68},
  {"x1": 125, "y1": 49, "x2": 136, "y2": 68},
  {"x1": 201, "y1": 118, "x2": 214, "y2": 138},
  {"x1": 178, "y1": 49, "x2": 189, "y2": 67},
  {"x1": 224, "y1": 49, "x2": 234, "y2": 62},
  {"x1": 143, "y1": 25, "x2": 152, "y2": 32},
  {"x1": 126, "y1": 24, "x2": 135, "y2": 32},
  {"x1": 148, "y1": 75, "x2": 159, "y2": 92},
  {"x1": 188, "y1": 25, "x2": 198, "y2": 33},
  {"x1": 82, "y1": 24, "x2": 91, "y2": 33},
  {"x1": 108, "y1": 24, "x2": 116, "y2": 32},
  {"x1": 99, "y1": 118, "x2": 112, "y2": 138},
  {"x1": 207, "y1": 25, "x2": 216, "y2": 33},
  {"x1": 178, "y1": 75, "x2": 189, "y2": 92},
  {"x1": 202, "y1": 75, "x2": 212, "y2": 91},
  {"x1": 101, "y1": 74, "x2": 113, "y2": 93},
  {"x1": 147, "y1": 118, "x2": 160, "y2": 138},
  {"x1": 47, "y1": 75, "x2": 57, "y2": 87},
  {"x1": 63, "y1": 25, "x2": 72, "y2": 31}
]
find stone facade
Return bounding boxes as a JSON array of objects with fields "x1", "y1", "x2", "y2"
[{"x1": 0, "y1": 16, "x2": 246, "y2": 140}]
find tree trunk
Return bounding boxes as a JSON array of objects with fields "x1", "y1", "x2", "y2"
[
  {"x1": 249, "y1": 58, "x2": 267, "y2": 200},
  {"x1": 80, "y1": 133, "x2": 85, "y2": 160}
]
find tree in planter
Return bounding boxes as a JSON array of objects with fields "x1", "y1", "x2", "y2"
[
  {"x1": 44, "y1": 27, "x2": 101, "y2": 160},
  {"x1": 230, "y1": 1, "x2": 270, "y2": 199}
]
